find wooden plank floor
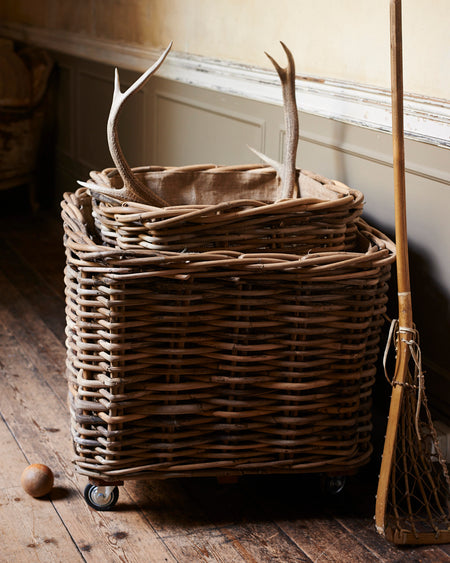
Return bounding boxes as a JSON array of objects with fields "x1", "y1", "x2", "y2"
[{"x1": 0, "y1": 195, "x2": 449, "y2": 562}]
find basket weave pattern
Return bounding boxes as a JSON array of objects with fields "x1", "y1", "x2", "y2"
[{"x1": 63, "y1": 188, "x2": 394, "y2": 480}]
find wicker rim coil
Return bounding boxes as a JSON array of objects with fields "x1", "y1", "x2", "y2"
[{"x1": 63, "y1": 188, "x2": 395, "y2": 481}]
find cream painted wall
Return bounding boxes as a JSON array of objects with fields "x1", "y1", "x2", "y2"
[{"x1": 0, "y1": 0, "x2": 448, "y2": 100}]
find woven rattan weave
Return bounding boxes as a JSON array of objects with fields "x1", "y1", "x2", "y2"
[{"x1": 63, "y1": 188, "x2": 395, "y2": 482}]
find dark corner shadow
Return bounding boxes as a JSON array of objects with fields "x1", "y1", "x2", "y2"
[
  {"x1": 364, "y1": 213, "x2": 450, "y2": 462},
  {"x1": 116, "y1": 472, "x2": 377, "y2": 525}
]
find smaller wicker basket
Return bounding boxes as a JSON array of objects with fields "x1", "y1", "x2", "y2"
[
  {"x1": 89, "y1": 165, "x2": 364, "y2": 254},
  {"x1": 81, "y1": 42, "x2": 365, "y2": 257},
  {"x1": 63, "y1": 188, "x2": 395, "y2": 482}
]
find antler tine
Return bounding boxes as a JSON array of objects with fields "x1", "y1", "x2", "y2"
[
  {"x1": 102, "y1": 42, "x2": 173, "y2": 205},
  {"x1": 115, "y1": 41, "x2": 173, "y2": 103},
  {"x1": 247, "y1": 145, "x2": 282, "y2": 172},
  {"x1": 248, "y1": 43, "x2": 299, "y2": 200},
  {"x1": 270, "y1": 42, "x2": 299, "y2": 199}
]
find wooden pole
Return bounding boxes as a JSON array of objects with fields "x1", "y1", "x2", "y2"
[
  {"x1": 391, "y1": 0, "x2": 413, "y2": 328},
  {"x1": 375, "y1": 0, "x2": 414, "y2": 534}
]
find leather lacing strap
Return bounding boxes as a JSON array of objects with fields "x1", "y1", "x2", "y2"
[
  {"x1": 383, "y1": 319, "x2": 450, "y2": 485},
  {"x1": 383, "y1": 320, "x2": 424, "y2": 438}
]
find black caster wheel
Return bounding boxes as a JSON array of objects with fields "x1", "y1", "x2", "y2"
[
  {"x1": 84, "y1": 483, "x2": 119, "y2": 511},
  {"x1": 322, "y1": 475, "x2": 346, "y2": 495}
]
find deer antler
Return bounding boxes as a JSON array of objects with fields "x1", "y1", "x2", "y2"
[
  {"x1": 249, "y1": 42, "x2": 299, "y2": 200},
  {"x1": 84, "y1": 42, "x2": 173, "y2": 205}
]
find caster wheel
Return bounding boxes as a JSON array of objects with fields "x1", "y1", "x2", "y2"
[
  {"x1": 84, "y1": 484, "x2": 119, "y2": 511},
  {"x1": 322, "y1": 475, "x2": 346, "y2": 495}
]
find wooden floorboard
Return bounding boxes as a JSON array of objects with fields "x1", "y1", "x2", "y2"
[
  {"x1": 0, "y1": 414, "x2": 84, "y2": 562},
  {"x1": 0, "y1": 205, "x2": 449, "y2": 562}
]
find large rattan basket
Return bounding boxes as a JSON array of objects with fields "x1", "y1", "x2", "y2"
[
  {"x1": 63, "y1": 188, "x2": 395, "y2": 484},
  {"x1": 63, "y1": 44, "x2": 396, "y2": 509}
]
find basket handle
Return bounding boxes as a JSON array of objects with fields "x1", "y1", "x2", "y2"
[{"x1": 248, "y1": 42, "x2": 299, "y2": 200}]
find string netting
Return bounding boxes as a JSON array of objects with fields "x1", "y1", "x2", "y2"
[{"x1": 381, "y1": 320, "x2": 450, "y2": 544}]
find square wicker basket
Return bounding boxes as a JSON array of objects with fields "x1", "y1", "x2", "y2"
[
  {"x1": 63, "y1": 187, "x2": 395, "y2": 483},
  {"x1": 62, "y1": 44, "x2": 396, "y2": 512}
]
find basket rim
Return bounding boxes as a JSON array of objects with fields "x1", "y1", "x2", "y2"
[{"x1": 62, "y1": 188, "x2": 396, "y2": 271}]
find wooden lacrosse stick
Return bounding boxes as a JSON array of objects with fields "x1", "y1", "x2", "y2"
[
  {"x1": 375, "y1": 0, "x2": 413, "y2": 529},
  {"x1": 375, "y1": 0, "x2": 450, "y2": 545}
]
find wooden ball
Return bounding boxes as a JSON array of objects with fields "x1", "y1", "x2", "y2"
[{"x1": 21, "y1": 464, "x2": 54, "y2": 498}]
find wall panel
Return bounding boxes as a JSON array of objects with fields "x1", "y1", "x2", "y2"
[{"x1": 154, "y1": 92, "x2": 266, "y2": 166}]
